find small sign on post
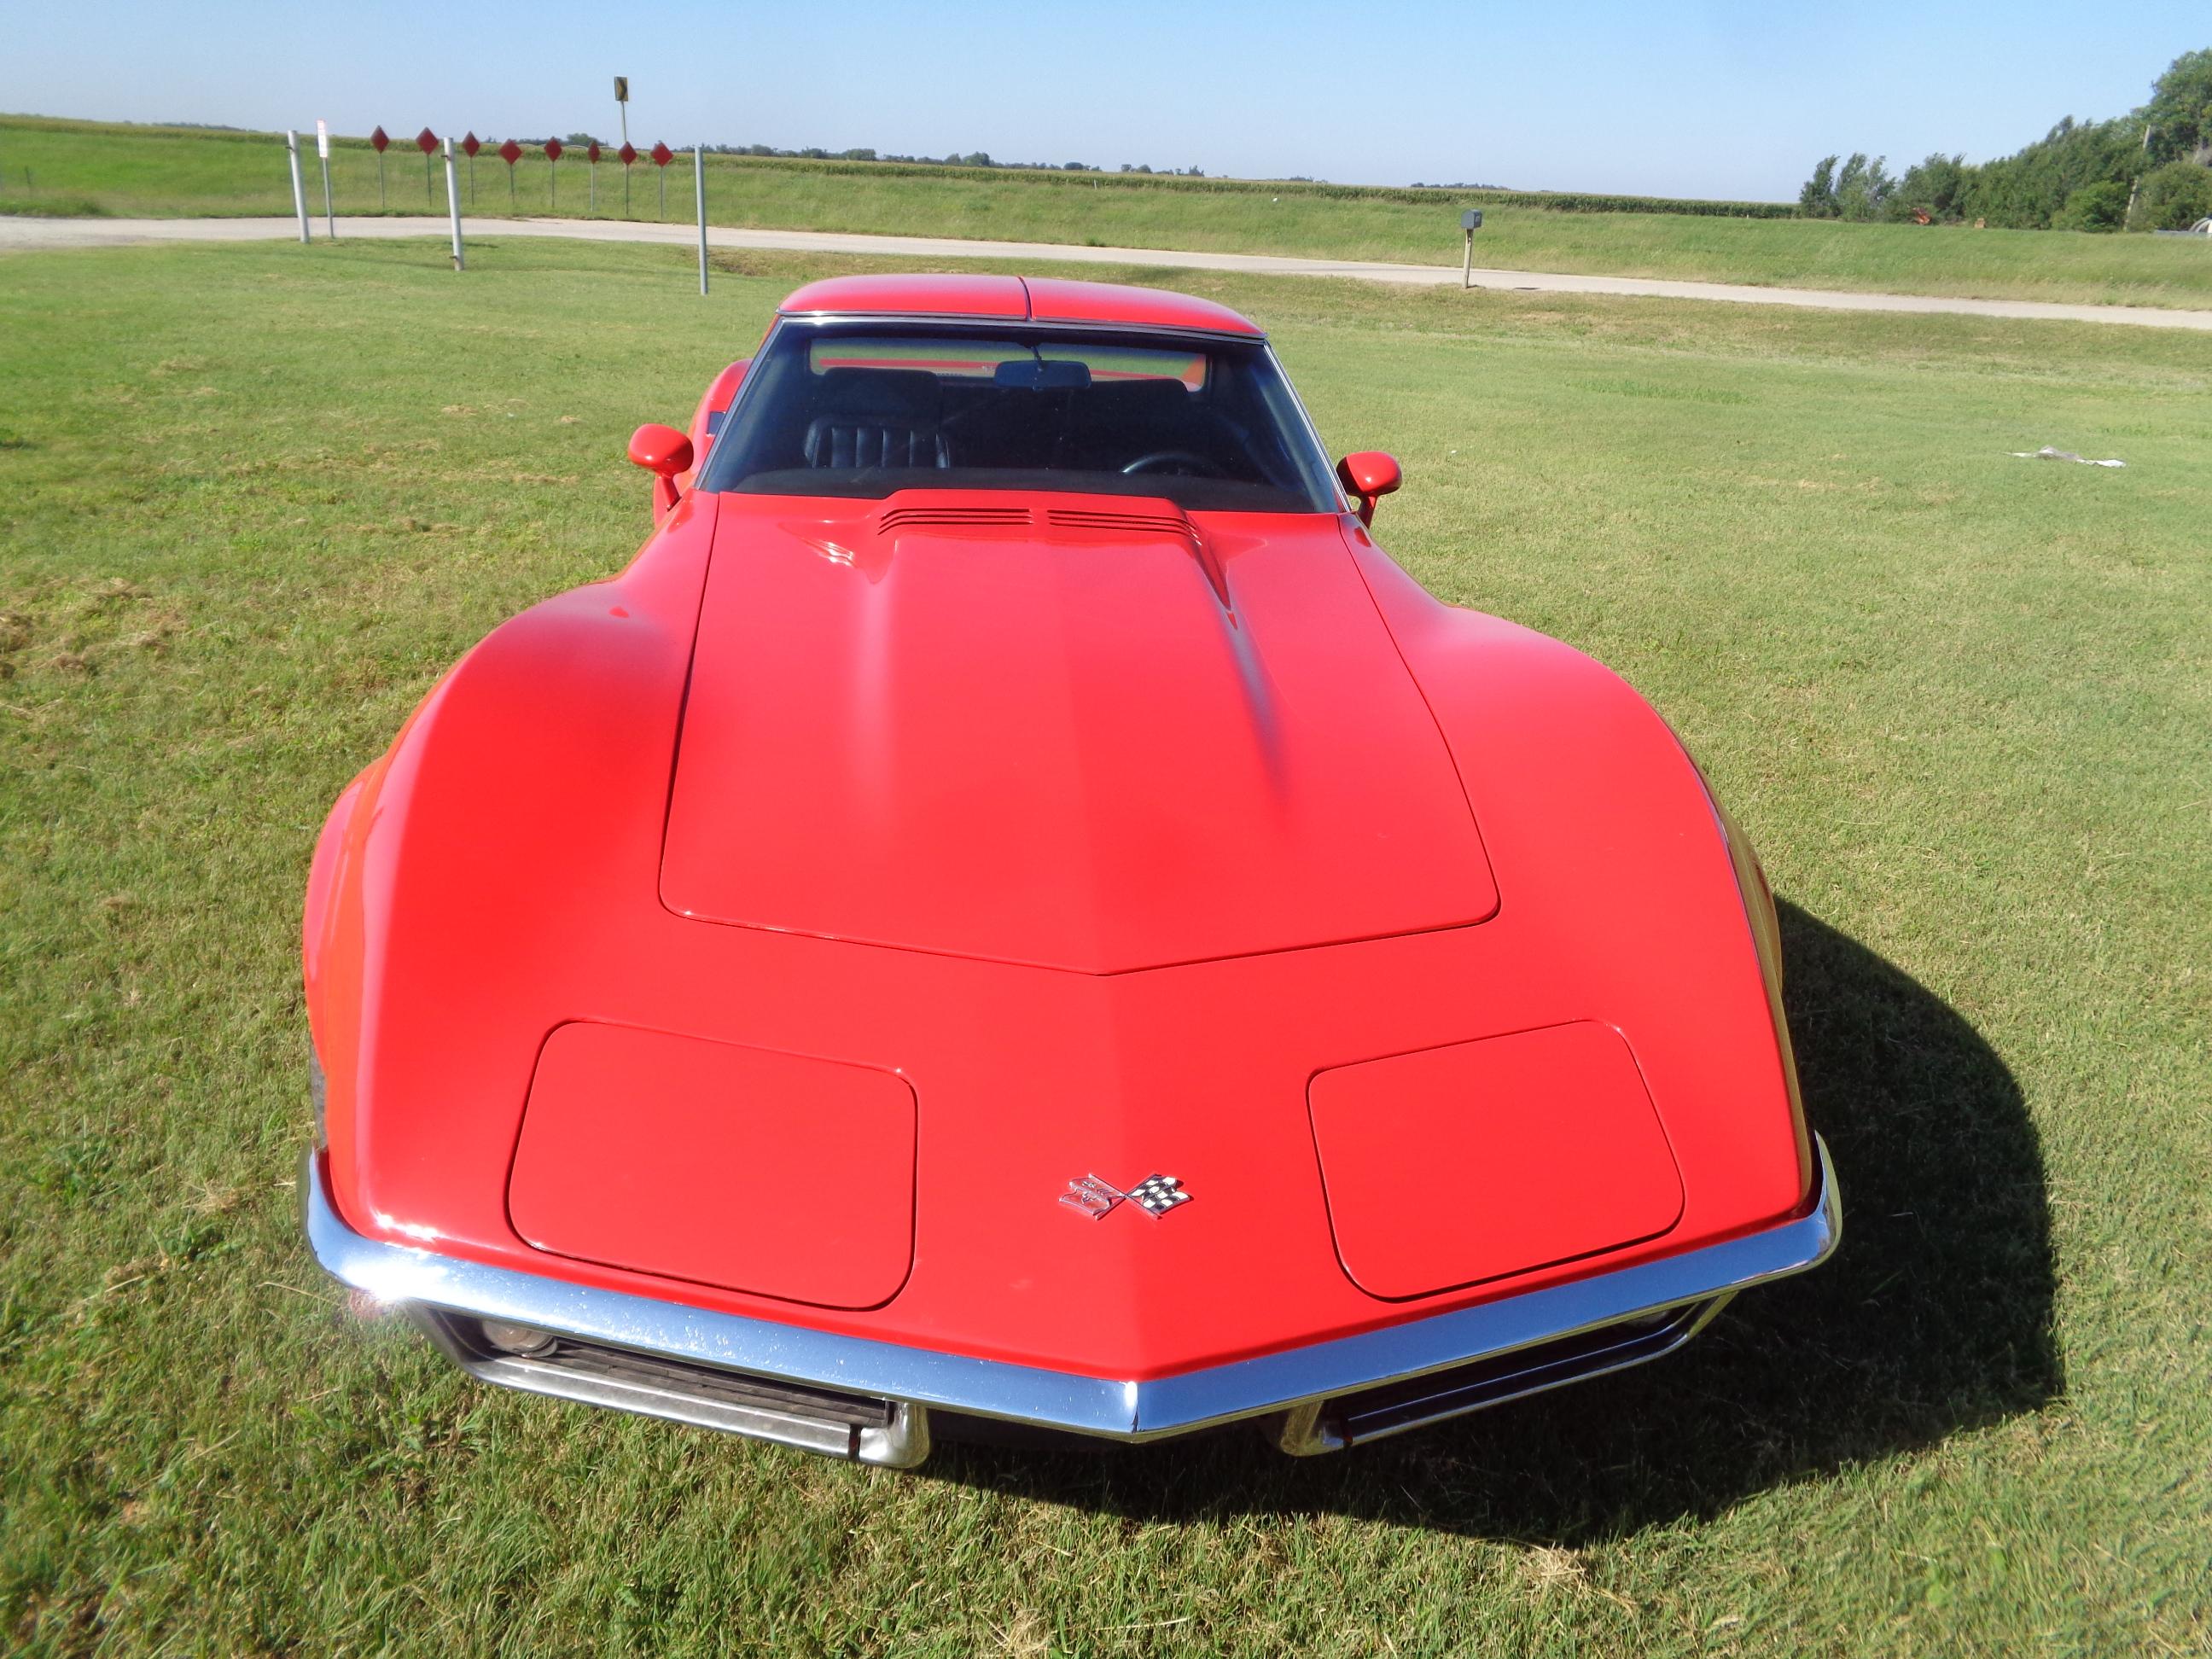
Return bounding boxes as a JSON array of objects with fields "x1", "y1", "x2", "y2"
[
  {"x1": 498, "y1": 138, "x2": 521, "y2": 207},
  {"x1": 544, "y1": 137, "x2": 563, "y2": 209},
  {"x1": 614, "y1": 75, "x2": 630, "y2": 154},
  {"x1": 462, "y1": 131, "x2": 480, "y2": 203},
  {"x1": 620, "y1": 141, "x2": 636, "y2": 217},
  {"x1": 652, "y1": 141, "x2": 672, "y2": 219},
  {"x1": 1461, "y1": 207, "x2": 1483, "y2": 289},
  {"x1": 370, "y1": 125, "x2": 389, "y2": 209},
  {"x1": 316, "y1": 119, "x2": 335, "y2": 238},
  {"x1": 416, "y1": 127, "x2": 439, "y2": 207},
  {"x1": 586, "y1": 141, "x2": 601, "y2": 214}
]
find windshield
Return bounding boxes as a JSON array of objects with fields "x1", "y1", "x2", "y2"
[{"x1": 698, "y1": 319, "x2": 1341, "y2": 513}]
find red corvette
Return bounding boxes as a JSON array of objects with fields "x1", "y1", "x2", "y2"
[{"x1": 303, "y1": 275, "x2": 1838, "y2": 1466}]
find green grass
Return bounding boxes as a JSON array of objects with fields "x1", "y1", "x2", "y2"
[
  {"x1": 9, "y1": 112, "x2": 2212, "y2": 311},
  {"x1": 2, "y1": 236, "x2": 2208, "y2": 1655}
]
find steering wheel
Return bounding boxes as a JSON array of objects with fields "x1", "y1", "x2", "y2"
[{"x1": 1121, "y1": 449, "x2": 1227, "y2": 479}]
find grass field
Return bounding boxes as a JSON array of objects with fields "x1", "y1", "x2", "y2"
[
  {"x1": 8, "y1": 112, "x2": 2212, "y2": 311},
  {"x1": 2, "y1": 236, "x2": 2208, "y2": 1654}
]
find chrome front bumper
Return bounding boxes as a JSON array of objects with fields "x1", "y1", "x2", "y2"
[{"x1": 304, "y1": 1138, "x2": 1839, "y2": 1469}]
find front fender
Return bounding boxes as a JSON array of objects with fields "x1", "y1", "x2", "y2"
[
  {"x1": 307, "y1": 493, "x2": 718, "y2": 1234},
  {"x1": 1347, "y1": 530, "x2": 1812, "y2": 1217}
]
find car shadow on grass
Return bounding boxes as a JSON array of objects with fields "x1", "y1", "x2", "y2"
[{"x1": 927, "y1": 900, "x2": 2060, "y2": 1540}]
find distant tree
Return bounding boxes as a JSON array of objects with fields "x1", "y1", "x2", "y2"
[
  {"x1": 2144, "y1": 47, "x2": 2212, "y2": 163},
  {"x1": 2056, "y1": 179, "x2": 2130, "y2": 230},
  {"x1": 1062, "y1": 161, "x2": 1086, "y2": 171},
  {"x1": 1888, "y1": 153, "x2": 1970, "y2": 221},
  {"x1": 841, "y1": 148, "x2": 877, "y2": 161},
  {"x1": 1798, "y1": 154, "x2": 1839, "y2": 218},
  {"x1": 564, "y1": 131, "x2": 602, "y2": 148},
  {"x1": 2127, "y1": 158, "x2": 2212, "y2": 230},
  {"x1": 1833, "y1": 153, "x2": 1895, "y2": 219}
]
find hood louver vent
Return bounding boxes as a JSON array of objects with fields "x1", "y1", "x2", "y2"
[
  {"x1": 1046, "y1": 508, "x2": 1195, "y2": 539},
  {"x1": 877, "y1": 506, "x2": 1033, "y2": 536}
]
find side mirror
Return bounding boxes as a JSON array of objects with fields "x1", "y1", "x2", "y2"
[
  {"x1": 629, "y1": 422, "x2": 694, "y2": 522},
  {"x1": 1336, "y1": 451, "x2": 1402, "y2": 527}
]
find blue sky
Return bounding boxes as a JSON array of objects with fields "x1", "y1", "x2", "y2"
[{"x1": 6, "y1": 2, "x2": 2203, "y2": 200}]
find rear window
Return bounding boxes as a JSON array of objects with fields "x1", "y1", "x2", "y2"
[{"x1": 701, "y1": 319, "x2": 1336, "y2": 514}]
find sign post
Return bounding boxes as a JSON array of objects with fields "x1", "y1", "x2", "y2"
[
  {"x1": 462, "y1": 132, "x2": 480, "y2": 203},
  {"x1": 544, "y1": 138, "x2": 563, "y2": 209},
  {"x1": 316, "y1": 120, "x2": 335, "y2": 238},
  {"x1": 1460, "y1": 208, "x2": 1482, "y2": 288},
  {"x1": 696, "y1": 143, "x2": 708, "y2": 296},
  {"x1": 620, "y1": 142, "x2": 636, "y2": 217},
  {"x1": 652, "y1": 142, "x2": 672, "y2": 218},
  {"x1": 614, "y1": 76, "x2": 629, "y2": 150},
  {"x1": 498, "y1": 139, "x2": 521, "y2": 207},
  {"x1": 285, "y1": 130, "x2": 311, "y2": 242},
  {"x1": 416, "y1": 128, "x2": 439, "y2": 207},
  {"x1": 586, "y1": 142, "x2": 601, "y2": 214},
  {"x1": 370, "y1": 125, "x2": 389, "y2": 209},
  {"x1": 443, "y1": 137, "x2": 465, "y2": 271}
]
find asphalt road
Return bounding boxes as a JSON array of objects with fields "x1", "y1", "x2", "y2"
[{"x1": 8, "y1": 212, "x2": 2210, "y2": 331}]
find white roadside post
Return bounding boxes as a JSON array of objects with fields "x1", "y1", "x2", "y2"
[
  {"x1": 317, "y1": 120, "x2": 335, "y2": 238},
  {"x1": 696, "y1": 144, "x2": 708, "y2": 296},
  {"x1": 443, "y1": 138, "x2": 465, "y2": 271},
  {"x1": 286, "y1": 130, "x2": 311, "y2": 242}
]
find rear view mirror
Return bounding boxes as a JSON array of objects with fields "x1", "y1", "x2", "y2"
[
  {"x1": 629, "y1": 423, "x2": 694, "y2": 522},
  {"x1": 993, "y1": 358, "x2": 1091, "y2": 391},
  {"x1": 1336, "y1": 451, "x2": 1402, "y2": 526}
]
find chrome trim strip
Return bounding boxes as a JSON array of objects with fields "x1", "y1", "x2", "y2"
[
  {"x1": 410, "y1": 1309, "x2": 932, "y2": 1467},
  {"x1": 304, "y1": 1138, "x2": 1837, "y2": 1446},
  {"x1": 1266, "y1": 1294, "x2": 1732, "y2": 1454}
]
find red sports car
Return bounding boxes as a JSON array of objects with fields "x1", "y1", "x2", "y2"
[{"x1": 303, "y1": 275, "x2": 1837, "y2": 1467}]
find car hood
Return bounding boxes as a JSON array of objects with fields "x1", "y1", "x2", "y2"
[{"x1": 661, "y1": 492, "x2": 1498, "y2": 973}]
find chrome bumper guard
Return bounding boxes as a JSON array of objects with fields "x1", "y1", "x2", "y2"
[{"x1": 304, "y1": 1138, "x2": 1837, "y2": 1468}]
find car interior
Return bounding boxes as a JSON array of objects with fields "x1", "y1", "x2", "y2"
[{"x1": 703, "y1": 330, "x2": 1338, "y2": 511}]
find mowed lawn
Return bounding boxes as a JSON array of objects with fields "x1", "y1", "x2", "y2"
[
  {"x1": 0, "y1": 238, "x2": 2206, "y2": 1655},
  {"x1": 9, "y1": 114, "x2": 2212, "y2": 312}
]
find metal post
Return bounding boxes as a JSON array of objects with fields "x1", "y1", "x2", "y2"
[
  {"x1": 286, "y1": 131, "x2": 312, "y2": 242},
  {"x1": 696, "y1": 145, "x2": 708, "y2": 296},
  {"x1": 2127, "y1": 124, "x2": 2152, "y2": 225},
  {"x1": 317, "y1": 122, "x2": 335, "y2": 239},
  {"x1": 1463, "y1": 229, "x2": 1473, "y2": 288},
  {"x1": 443, "y1": 139, "x2": 465, "y2": 271},
  {"x1": 589, "y1": 160, "x2": 596, "y2": 215}
]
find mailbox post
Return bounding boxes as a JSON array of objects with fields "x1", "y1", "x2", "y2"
[{"x1": 1461, "y1": 208, "x2": 1483, "y2": 289}]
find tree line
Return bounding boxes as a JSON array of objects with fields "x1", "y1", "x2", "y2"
[{"x1": 1798, "y1": 48, "x2": 2212, "y2": 231}]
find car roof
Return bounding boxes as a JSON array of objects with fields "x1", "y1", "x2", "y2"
[{"x1": 775, "y1": 274, "x2": 1264, "y2": 338}]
